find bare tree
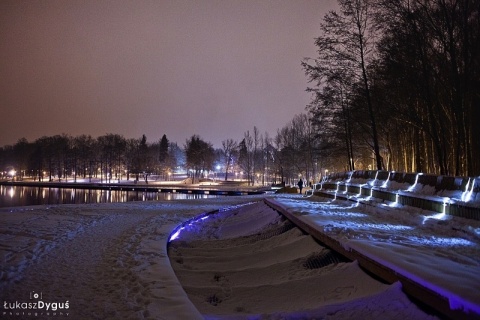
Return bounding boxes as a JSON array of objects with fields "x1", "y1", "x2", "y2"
[
  {"x1": 221, "y1": 139, "x2": 238, "y2": 181},
  {"x1": 304, "y1": 0, "x2": 383, "y2": 170}
]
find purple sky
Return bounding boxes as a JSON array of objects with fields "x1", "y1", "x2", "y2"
[{"x1": 1, "y1": 0, "x2": 337, "y2": 148}]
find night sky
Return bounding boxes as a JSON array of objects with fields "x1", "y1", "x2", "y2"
[{"x1": 1, "y1": 0, "x2": 337, "y2": 148}]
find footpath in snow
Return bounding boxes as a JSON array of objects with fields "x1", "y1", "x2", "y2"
[{"x1": 0, "y1": 196, "x2": 263, "y2": 320}]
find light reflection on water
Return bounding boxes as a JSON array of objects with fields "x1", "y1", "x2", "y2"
[{"x1": 0, "y1": 185, "x2": 218, "y2": 208}]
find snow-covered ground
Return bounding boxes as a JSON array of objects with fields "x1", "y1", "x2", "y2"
[
  {"x1": 0, "y1": 197, "x2": 263, "y2": 319},
  {"x1": 1, "y1": 189, "x2": 479, "y2": 319},
  {"x1": 168, "y1": 201, "x2": 439, "y2": 319},
  {"x1": 270, "y1": 193, "x2": 480, "y2": 318}
]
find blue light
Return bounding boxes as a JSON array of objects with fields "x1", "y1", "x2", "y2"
[
  {"x1": 389, "y1": 193, "x2": 400, "y2": 207},
  {"x1": 369, "y1": 171, "x2": 379, "y2": 187},
  {"x1": 380, "y1": 171, "x2": 390, "y2": 188},
  {"x1": 169, "y1": 227, "x2": 184, "y2": 241},
  {"x1": 461, "y1": 178, "x2": 475, "y2": 202},
  {"x1": 168, "y1": 214, "x2": 211, "y2": 242},
  {"x1": 422, "y1": 212, "x2": 447, "y2": 225},
  {"x1": 407, "y1": 173, "x2": 423, "y2": 192}
]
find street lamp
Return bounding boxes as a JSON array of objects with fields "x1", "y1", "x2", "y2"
[{"x1": 8, "y1": 169, "x2": 16, "y2": 181}]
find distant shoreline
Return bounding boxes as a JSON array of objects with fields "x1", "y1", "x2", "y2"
[{"x1": 0, "y1": 179, "x2": 269, "y2": 195}]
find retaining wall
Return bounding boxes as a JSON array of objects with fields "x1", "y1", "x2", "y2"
[{"x1": 315, "y1": 170, "x2": 480, "y2": 220}]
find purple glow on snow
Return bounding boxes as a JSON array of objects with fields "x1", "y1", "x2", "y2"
[
  {"x1": 411, "y1": 236, "x2": 474, "y2": 247},
  {"x1": 331, "y1": 221, "x2": 414, "y2": 232},
  {"x1": 361, "y1": 223, "x2": 413, "y2": 231},
  {"x1": 169, "y1": 227, "x2": 184, "y2": 242},
  {"x1": 168, "y1": 214, "x2": 210, "y2": 242},
  {"x1": 422, "y1": 212, "x2": 446, "y2": 225},
  {"x1": 321, "y1": 210, "x2": 367, "y2": 218}
]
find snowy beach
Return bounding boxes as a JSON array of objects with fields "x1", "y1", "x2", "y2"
[{"x1": 1, "y1": 192, "x2": 479, "y2": 319}]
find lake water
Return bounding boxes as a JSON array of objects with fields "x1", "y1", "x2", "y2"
[{"x1": 0, "y1": 185, "x2": 218, "y2": 208}]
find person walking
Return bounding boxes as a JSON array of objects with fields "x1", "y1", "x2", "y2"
[{"x1": 297, "y1": 178, "x2": 304, "y2": 194}]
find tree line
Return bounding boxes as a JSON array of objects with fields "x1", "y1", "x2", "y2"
[
  {"x1": 0, "y1": 134, "x2": 178, "y2": 183},
  {"x1": 0, "y1": 120, "x2": 322, "y2": 186},
  {"x1": 303, "y1": 0, "x2": 479, "y2": 176}
]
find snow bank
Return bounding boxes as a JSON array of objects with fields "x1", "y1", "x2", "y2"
[{"x1": 169, "y1": 201, "x2": 439, "y2": 319}]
